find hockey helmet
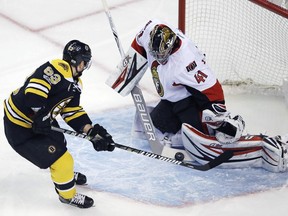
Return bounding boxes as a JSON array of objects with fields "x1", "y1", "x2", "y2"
[
  {"x1": 63, "y1": 40, "x2": 92, "y2": 70},
  {"x1": 148, "y1": 24, "x2": 177, "y2": 64}
]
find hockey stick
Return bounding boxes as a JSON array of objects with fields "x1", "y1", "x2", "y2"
[
  {"x1": 101, "y1": 0, "x2": 194, "y2": 161},
  {"x1": 51, "y1": 126, "x2": 234, "y2": 171},
  {"x1": 101, "y1": 0, "x2": 163, "y2": 154}
]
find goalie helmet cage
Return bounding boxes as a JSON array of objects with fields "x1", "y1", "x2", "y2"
[{"x1": 178, "y1": 0, "x2": 288, "y2": 95}]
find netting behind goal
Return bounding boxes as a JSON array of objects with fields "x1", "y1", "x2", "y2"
[{"x1": 178, "y1": 0, "x2": 288, "y2": 93}]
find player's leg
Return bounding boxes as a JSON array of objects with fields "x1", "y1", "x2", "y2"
[
  {"x1": 173, "y1": 97, "x2": 204, "y2": 132},
  {"x1": 4, "y1": 116, "x2": 67, "y2": 168},
  {"x1": 150, "y1": 99, "x2": 182, "y2": 134},
  {"x1": 50, "y1": 151, "x2": 94, "y2": 208},
  {"x1": 4, "y1": 118, "x2": 93, "y2": 208}
]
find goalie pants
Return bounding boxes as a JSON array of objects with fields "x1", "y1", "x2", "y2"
[
  {"x1": 3, "y1": 116, "x2": 76, "y2": 199},
  {"x1": 150, "y1": 97, "x2": 203, "y2": 134}
]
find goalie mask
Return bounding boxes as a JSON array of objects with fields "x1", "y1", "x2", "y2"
[
  {"x1": 63, "y1": 40, "x2": 92, "y2": 71},
  {"x1": 148, "y1": 24, "x2": 177, "y2": 65}
]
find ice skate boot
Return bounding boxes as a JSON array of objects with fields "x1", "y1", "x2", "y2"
[
  {"x1": 59, "y1": 193, "x2": 94, "y2": 208},
  {"x1": 74, "y1": 172, "x2": 87, "y2": 185}
]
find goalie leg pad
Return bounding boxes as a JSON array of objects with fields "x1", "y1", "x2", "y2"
[
  {"x1": 181, "y1": 123, "x2": 263, "y2": 169},
  {"x1": 262, "y1": 137, "x2": 288, "y2": 172}
]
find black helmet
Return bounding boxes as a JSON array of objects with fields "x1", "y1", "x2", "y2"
[
  {"x1": 148, "y1": 24, "x2": 177, "y2": 65},
  {"x1": 63, "y1": 40, "x2": 92, "y2": 69}
]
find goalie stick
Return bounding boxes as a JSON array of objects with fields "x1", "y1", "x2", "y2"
[
  {"x1": 51, "y1": 126, "x2": 233, "y2": 171},
  {"x1": 101, "y1": 0, "x2": 194, "y2": 161},
  {"x1": 101, "y1": 0, "x2": 163, "y2": 154}
]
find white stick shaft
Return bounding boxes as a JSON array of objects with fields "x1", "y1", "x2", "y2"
[
  {"x1": 101, "y1": 0, "x2": 125, "y2": 58},
  {"x1": 101, "y1": 1, "x2": 195, "y2": 159}
]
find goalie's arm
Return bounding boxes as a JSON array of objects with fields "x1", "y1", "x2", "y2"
[{"x1": 131, "y1": 38, "x2": 147, "y2": 58}]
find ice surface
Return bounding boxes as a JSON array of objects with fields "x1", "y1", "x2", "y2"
[{"x1": 1, "y1": 0, "x2": 288, "y2": 216}]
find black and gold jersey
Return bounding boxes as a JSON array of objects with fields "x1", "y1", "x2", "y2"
[{"x1": 4, "y1": 59, "x2": 92, "y2": 132}]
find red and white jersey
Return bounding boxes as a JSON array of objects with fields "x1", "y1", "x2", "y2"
[{"x1": 131, "y1": 18, "x2": 224, "y2": 104}]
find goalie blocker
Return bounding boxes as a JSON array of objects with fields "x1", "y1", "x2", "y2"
[
  {"x1": 105, "y1": 46, "x2": 148, "y2": 96},
  {"x1": 182, "y1": 123, "x2": 288, "y2": 172}
]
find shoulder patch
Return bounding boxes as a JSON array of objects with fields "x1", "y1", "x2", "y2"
[{"x1": 50, "y1": 59, "x2": 74, "y2": 82}]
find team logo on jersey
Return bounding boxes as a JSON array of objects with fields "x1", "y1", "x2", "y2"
[
  {"x1": 58, "y1": 62, "x2": 69, "y2": 72},
  {"x1": 51, "y1": 97, "x2": 73, "y2": 118},
  {"x1": 48, "y1": 145, "x2": 56, "y2": 154},
  {"x1": 151, "y1": 64, "x2": 164, "y2": 97}
]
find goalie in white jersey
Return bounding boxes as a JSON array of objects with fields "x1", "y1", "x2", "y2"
[
  {"x1": 131, "y1": 18, "x2": 245, "y2": 145},
  {"x1": 107, "y1": 18, "x2": 288, "y2": 172}
]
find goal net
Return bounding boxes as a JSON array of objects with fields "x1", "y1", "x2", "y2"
[{"x1": 178, "y1": 0, "x2": 288, "y2": 95}]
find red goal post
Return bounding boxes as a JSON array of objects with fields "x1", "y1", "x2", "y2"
[
  {"x1": 178, "y1": 0, "x2": 288, "y2": 93},
  {"x1": 249, "y1": 0, "x2": 288, "y2": 18}
]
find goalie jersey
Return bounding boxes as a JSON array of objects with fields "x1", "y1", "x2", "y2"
[
  {"x1": 4, "y1": 59, "x2": 92, "y2": 132},
  {"x1": 132, "y1": 18, "x2": 224, "y2": 105}
]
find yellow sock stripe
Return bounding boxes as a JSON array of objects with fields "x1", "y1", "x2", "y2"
[{"x1": 50, "y1": 151, "x2": 76, "y2": 199}]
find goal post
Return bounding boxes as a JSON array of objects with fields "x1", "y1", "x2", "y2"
[
  {"x1": 178, "y1": 0, "x2": 288, "y2": 94},
  {"x1": 249, "y1": 0, "x2": 288, "y2": 18}
]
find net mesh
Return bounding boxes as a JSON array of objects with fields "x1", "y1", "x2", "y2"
[{"x1": 183, "y1": 0, "x2": 288, "y2": 92}]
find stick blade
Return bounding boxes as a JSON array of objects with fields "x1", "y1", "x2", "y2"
[{"x1": 197, "y1": 150, "x2": 234, "y2": 171}]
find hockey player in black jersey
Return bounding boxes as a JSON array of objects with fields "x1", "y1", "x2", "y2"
[{"x1": 3, "y1": 40, "x2": 115, "y2": 208}]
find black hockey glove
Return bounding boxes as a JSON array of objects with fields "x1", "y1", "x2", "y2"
[
  {"x1": 87, "y1": 124, "x2": 115, "y2": 152},
  {"x1": 32, "y1": 108, "x2": 51, "y2": 135}
]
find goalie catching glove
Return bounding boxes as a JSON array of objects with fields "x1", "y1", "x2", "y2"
[
  {"x1": 87, "y1": 124, "x2": 115, "y2": 152},
  {"x1": 202, "y1": 103, "x2": 245, "y2": 144}
]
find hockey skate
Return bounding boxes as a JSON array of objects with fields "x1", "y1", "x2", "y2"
[
  {"x1": 74, "y1": 172, "x2": 87, "y2": 185},
  {"x1": 59, "y1": 193, "x2": 94, "y2": 208}
]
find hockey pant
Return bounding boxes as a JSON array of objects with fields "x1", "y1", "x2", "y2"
[
  {"x1": 133, "y1": 97, "x2": 208, "y2": 148},
  {"x1": 132, "y1": 105, "x2": 184, "y2": 148},
  {"x1": 4, "y1": 116, "x2": 76, "y2": 198},
  {"x1": 150, "y1": 97, "x2": 203, "y2": 134}
]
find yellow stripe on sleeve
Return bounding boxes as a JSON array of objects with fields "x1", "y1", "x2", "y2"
[
  {"x1": 30, "y1": 78, "x2": 51, "y2": 90},
  {"x1": 8, "y1": 97, "x2": 33, "y2": 123},
  {"x1": 25, "y1": 88, "x2": 48, "y2": 98}
]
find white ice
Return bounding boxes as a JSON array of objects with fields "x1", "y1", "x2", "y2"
[{"x1": 1, "y1": 0, "x2": 288, "y2": 215}]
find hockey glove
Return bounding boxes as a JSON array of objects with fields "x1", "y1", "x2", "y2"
[
  {"x1": 87, "y1": 124, "x2": 115, "y2": 152},
  {"x1": 32, "y1": 108, "x2": 51, "y2": 135},
  {"x1": 215, "y1": 115, "x2": 245, "y2": 144}
]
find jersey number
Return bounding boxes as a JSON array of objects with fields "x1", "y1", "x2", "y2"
[
  {"x1": 194, "y1": 70, "x2": 208, "y2": 83},
  {"x1": 44, "y1": 66, "x2": 61, "y2": 85}
]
